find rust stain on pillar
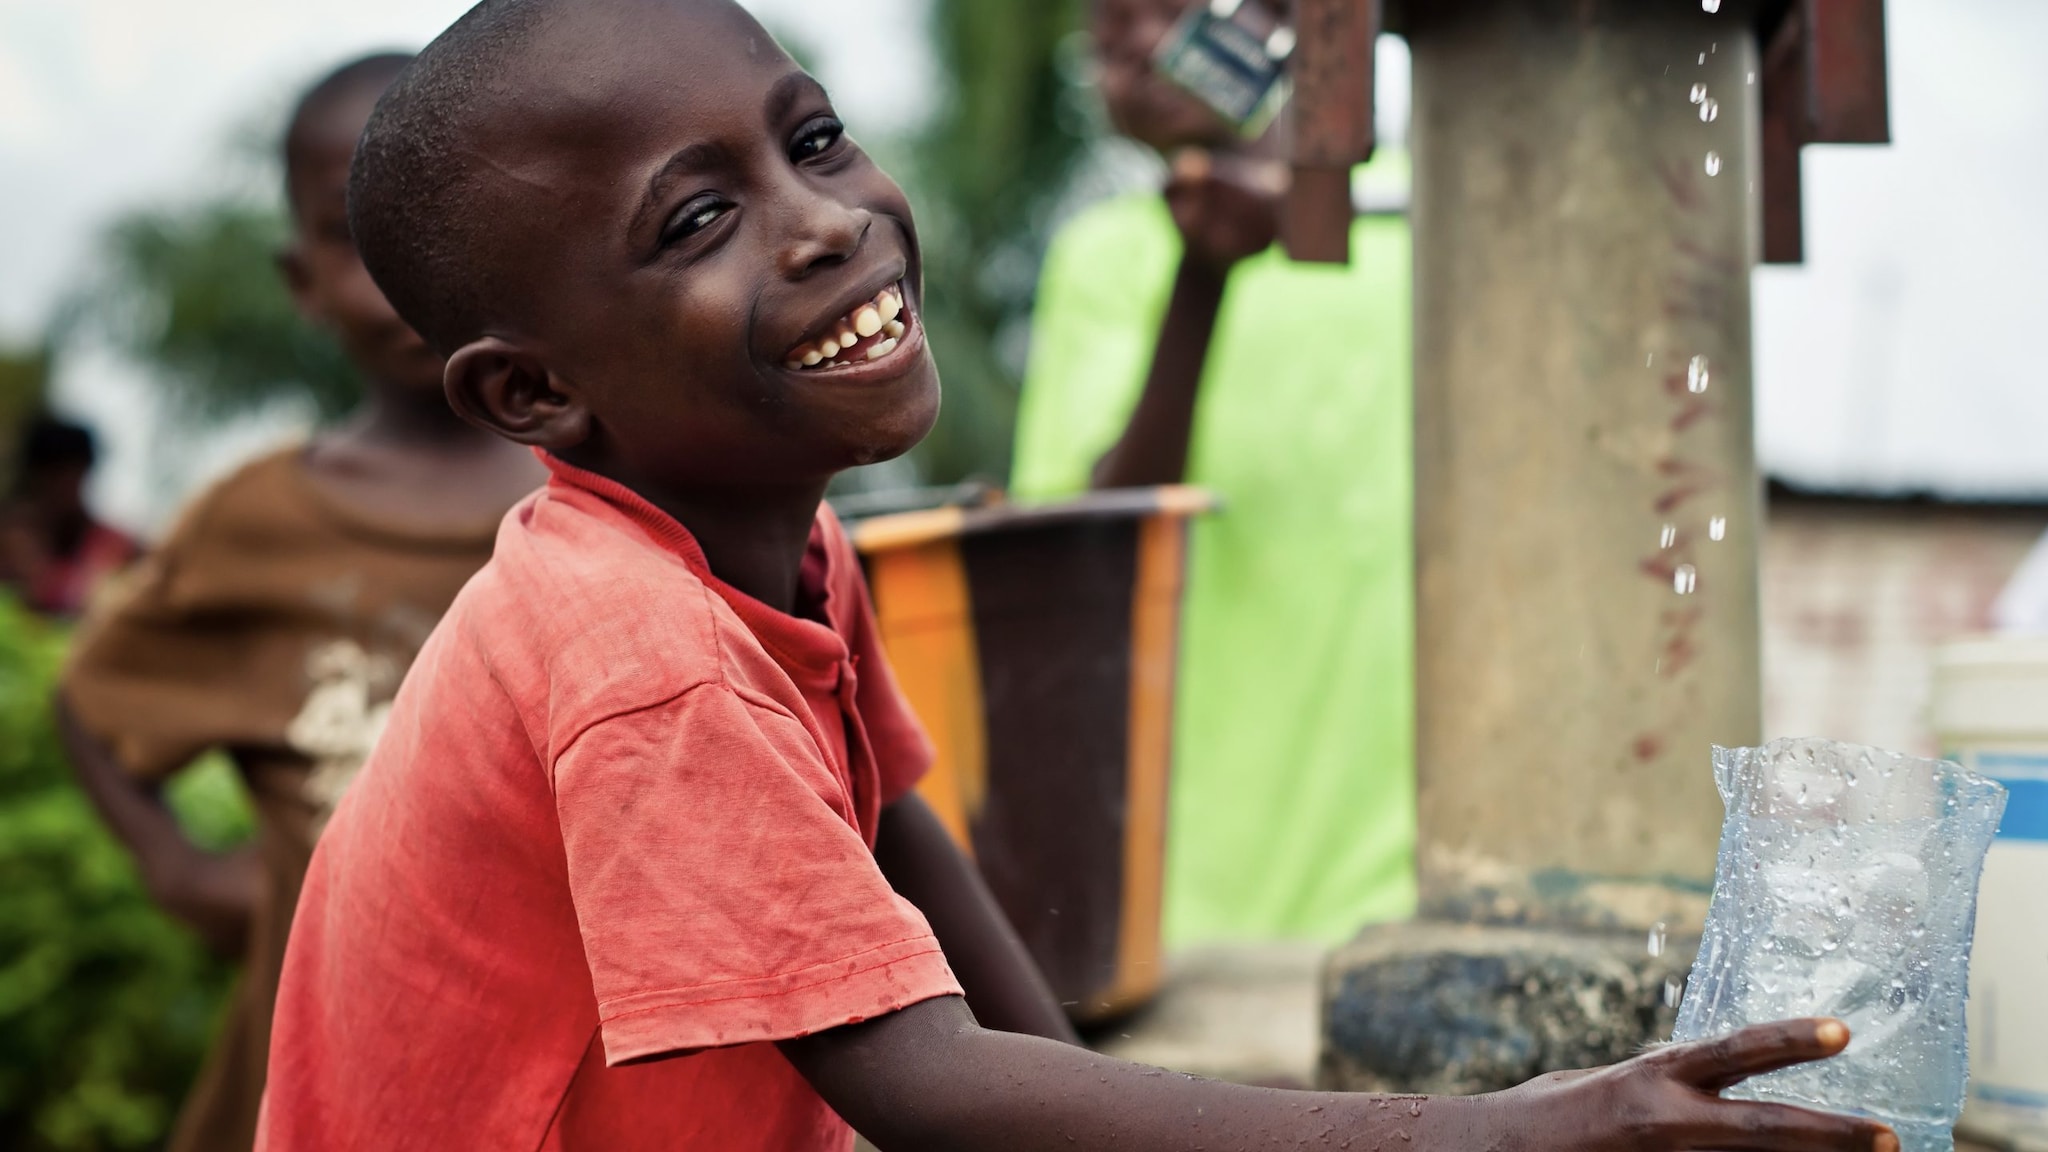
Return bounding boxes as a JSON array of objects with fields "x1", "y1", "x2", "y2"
[{"x1": 1409, "y1": 0, "x2": 1763, "y2": 934}]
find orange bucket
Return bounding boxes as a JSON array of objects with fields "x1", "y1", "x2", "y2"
[{"x1": 852, "y1": 487, "x2": 1212, "y2": 1022}]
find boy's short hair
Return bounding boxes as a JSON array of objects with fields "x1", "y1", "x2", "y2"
[
  {"x1": 284, "y1": 52, "x2": 415, "y2": 220},
  {"x1": 347, "y1": 0, "x2": 560, "y2": 354}
]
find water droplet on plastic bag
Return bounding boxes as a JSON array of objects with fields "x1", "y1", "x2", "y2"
[
  {"x1": 1661, "y1": 524, "x2": 1679, "y2": 549},
  {"x1": 1705, "y1": 152, "x2": 1723, "y2": 176},
  {"x1": 1710, "y1": 517, "x2": 1728, "y2": 541},
  {"x1": 1674, "y1": 565, "x2": 1699, "y2": 595},
  {"x1": 1689, "y1": 355, "x2": 1711, "y2": 392},
  {"x1": 1700, "y1": 98, "x2": 1720, "y2": 122},
  {"x1": 1648, "y1": 922, "x2": 1669, "y2": 957},
  {"x1": 1670, "y1": 740, "x2": 2008, "y2": 1152},
  {"x1": 1691, "y1": 83, "x2": 1708, "y2": 104}
]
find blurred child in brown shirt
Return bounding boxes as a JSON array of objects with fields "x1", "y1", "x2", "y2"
[{"x1": 54, "y1": 53, "x2": 542, "y2": 1152}]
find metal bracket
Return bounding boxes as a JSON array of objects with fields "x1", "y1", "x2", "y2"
[
  {"x1": 1760, "y1": 0, "x2": 1891, "y2": 263},
  {"x1": 1285, "y1": 0, "x2": 1380, "y2": 263}
]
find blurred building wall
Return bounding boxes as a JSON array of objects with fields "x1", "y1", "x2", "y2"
[{"x1": 1761, "y1": 490, "x2": 2047, "y2": 755}]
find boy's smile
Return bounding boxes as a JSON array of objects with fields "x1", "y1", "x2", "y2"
[
  {"x1": 780, "y1": 278, "x2": 922, "y2": 380},
  {"x1": 427, "y1": 0, "x2": 941, "y2": 493}
]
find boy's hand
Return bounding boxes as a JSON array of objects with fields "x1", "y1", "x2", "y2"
[
  {"x1": 1166, "y1": 148, "x2": 1285, "y2": 273},
  {"x1": 1486, "y1": 1018, "x2": 1898, "y2": 1152}
]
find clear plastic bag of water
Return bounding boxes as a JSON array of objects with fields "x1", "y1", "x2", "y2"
[{"x1": 1673, "y1": 738, "x2": 2007, "y2": 1152}]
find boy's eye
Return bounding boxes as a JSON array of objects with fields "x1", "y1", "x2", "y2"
[
  {"x1": 661, "y1": 197, "x2": 730, "y2": 246},
  {"x1": 791, "y1": 117, "x2": 845, "y2": 163}
]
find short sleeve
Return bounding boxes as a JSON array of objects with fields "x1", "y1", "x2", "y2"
[
  {"x1": 1010, "y1": 195, "x2": 1182, "y2": 503},
  {"x1": 554, "y1": 683, "x2": 961, "y2": 1064},
  {"x1": 61, "y1": 493, "x2": 249, "y2": 781}
]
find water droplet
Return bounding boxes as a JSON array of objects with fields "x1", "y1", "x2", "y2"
[
  {"x1": 1664, "y1": 978, "x2": 1684, "y2": 1008},
  {"x1": 1690, "y1": 83, "x2": 1708, "y2": 105},
  {"x1": 1747, "y1": 71, "x2": 1757, "y2": 85},
  {"x1": 1698, "y1": 53, "x2": 1707, "y2": 65},
  {"x1": 1822, "y1": 938, "x2": 1840, "y2": 953},
  {"x1": 1709, "y1": 516, "x2": 1727, "y2": 541},
  {"x1": 1648, "y1": 922, "x2": 1669, "y2": 957},
  {"x1": 1700, "y1": 98, "x2": 1720, "y2": 122},
  {"x1": 1688, "y1": 355, "x2": 1711, "y2": 392},
  {"x1": 1705, "y1": 151, "x2": 1723, "y2": 176},
  {"x1": 1703, "y1": 0, "x2": 1721, "y2": 10},
  {"x1": 1674, "y1": 565, "x2": 1699, "y2": 595},
  {"x1": 1660, "y1": 524, "x2": 1678, "y2": 549},
  {"x1": 1839, "y1": 895, "x2": 1853, "y2": 913}
]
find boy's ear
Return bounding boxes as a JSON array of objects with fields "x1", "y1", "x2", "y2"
[{"x1": 444, "y1": 338, "x2": 592, "y2": 452}]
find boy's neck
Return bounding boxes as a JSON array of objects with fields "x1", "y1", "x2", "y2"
[
  {"x1": 344, "y1": 379, "x2": 494, "y2": 451},
  {"x1": 640, "y1": 478, "x2": 831, "y2": 618}
]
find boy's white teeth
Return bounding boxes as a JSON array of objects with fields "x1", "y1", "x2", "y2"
[{"x1": 786, "y1": 284, "x2": 911, "y2": 370}]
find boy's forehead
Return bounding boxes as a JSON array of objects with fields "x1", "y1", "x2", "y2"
[{"x1": 466, "y1": 0, "x2": 796, "y2": 183}]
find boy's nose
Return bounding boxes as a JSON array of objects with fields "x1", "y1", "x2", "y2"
[{"x1": 778, "y1": 193, "x2": 871, "y2": 280}]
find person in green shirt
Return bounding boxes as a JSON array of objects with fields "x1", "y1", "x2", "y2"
[{"x1": 1011, "y1": 0, "x2": 1414, "y2": 944}]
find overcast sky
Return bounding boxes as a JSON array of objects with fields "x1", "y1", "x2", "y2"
[{"x1": 2, "y1": 0, "x2": 2045, "y2": 530}]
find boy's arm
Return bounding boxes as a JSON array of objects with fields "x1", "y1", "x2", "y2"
[
  {"x1": 1091, "y1": 149, "x2": 1284, "y2": 490},
  {"x1": 874, "y1": 793, "x2": 1080, "y2": 1045},
  {"x1": 55, "y1": 692, "x2": 260, "y2": 957},
  {"x1": 784, "y1": 998, "x2": 1897, "y2": 1152}
]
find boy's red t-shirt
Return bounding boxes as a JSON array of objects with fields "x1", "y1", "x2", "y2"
[{"x1": 256, "y1": 454, "x2": 962, "y2": 1151}]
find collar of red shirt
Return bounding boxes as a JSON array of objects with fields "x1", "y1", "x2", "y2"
[{"x1": 534, "y1": 450, "x2": 850, "y2": 677}]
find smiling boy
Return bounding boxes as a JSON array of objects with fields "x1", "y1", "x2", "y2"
[{"x1": 257, "y1": 3, "x2": 1901, "y2": 1150}]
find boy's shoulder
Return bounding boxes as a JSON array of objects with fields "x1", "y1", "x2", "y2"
[
  {"x1": 451, "y1": 478, "x2": 799, "y2": 746},
  {"x1": 154, "y1": 445, "x2": 315, "y2": 551}
]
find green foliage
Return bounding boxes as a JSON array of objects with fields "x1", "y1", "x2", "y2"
[
  {"x1": 67, "y1": 202, "x2": 359, "y2": 424},
  {"x1": 0, "y1": 345, "x2": 51, "y2": 431},
  {"x1": 0, "y1": 601, "x2": 249, "y2": 1151},
  {"x1": 0, "y1": 345, "x2": 54, "y2": 483},
  {"x1": 904, "y1": 0, "x2": 1094, "y2": 485}
]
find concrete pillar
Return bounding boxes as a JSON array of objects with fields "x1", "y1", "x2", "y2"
[
  {"x1": 1410, "y1": 0, "x2": 1762, "y2": 934},
  {"x1": 1324, "y1": 0, "x2": 1765, "y2": 1092}
]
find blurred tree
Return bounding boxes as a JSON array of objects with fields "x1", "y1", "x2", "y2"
[
  {"x1": 903, "y1": 0, "x2": 1094, "y2": 486},
  {"x1": 66, "y1": 202, "x2": 358, "y2": 425},
  {"x1": 0, "y1": 346, "x2": 53, "y2": 481}
]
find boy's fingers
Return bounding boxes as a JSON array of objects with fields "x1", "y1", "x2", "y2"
[
  {"x1": 1652, "y1": 1019, "x2": 1852, "y2": 1090},
  {"x1": 1687, "y1": 1099, "x2": 1898, "y2": 1152}
]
